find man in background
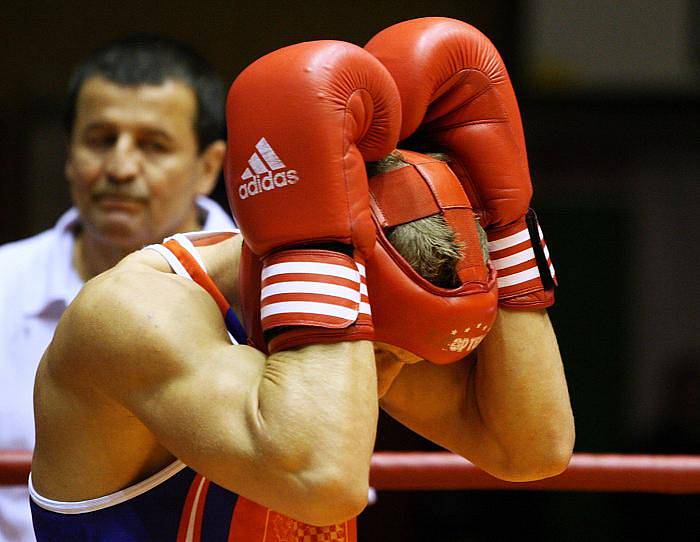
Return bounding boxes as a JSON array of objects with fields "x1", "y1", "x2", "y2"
[{"x1": 0, "y1": 34, "x2": 233, "y2": 541}]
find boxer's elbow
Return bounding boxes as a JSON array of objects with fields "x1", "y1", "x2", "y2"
[
  {"x1": 535, "y1": 412, "x2": 576, "y2": 479},
  {"x1": 258, "y1": 439, "x2": 370, "y2": 525},
  {"x1": 293, "y1": 465, "x2": 369, "y2": 525},
  {"x1": 495, "y1": 426, "x2": 575, "y2": 482},
  {"x1": 508, "y1": 443, "x2": 572, "y2": 482}
]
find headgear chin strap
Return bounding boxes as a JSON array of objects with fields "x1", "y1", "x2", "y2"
[{"x1": 367, "y1": 150, "x2": 498, "y2": 363}]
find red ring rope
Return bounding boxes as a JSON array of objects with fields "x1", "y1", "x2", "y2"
[
  {"x1": 370, "y1": 452, "x2": 700, "y2": 494},
  {"x1": 2, "y1": 451, "x2": 699, "y2": 494},
  {"x1": 0, "y1": 451, "x2": 31, "y2": 486}
]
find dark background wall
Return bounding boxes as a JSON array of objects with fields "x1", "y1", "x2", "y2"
[{"x1": 1, "y1": 1, "x2": 698, "y2": 540}]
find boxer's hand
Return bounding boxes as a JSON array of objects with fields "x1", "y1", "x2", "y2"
[
  {"x1": 366, "y1": 18, "x2": 556, "y2": 309},
  {"x1": 226, "y1": 41, "x2": 401, "y2": 352}
]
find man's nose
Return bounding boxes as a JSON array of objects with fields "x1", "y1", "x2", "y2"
[{"x1": 105, "y1": 135, "x2": 140, "y2": 183}]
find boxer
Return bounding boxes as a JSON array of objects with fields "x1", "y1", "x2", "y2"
[{"x1": 30, "y1": 21, "x2": 574, "y2": 542}]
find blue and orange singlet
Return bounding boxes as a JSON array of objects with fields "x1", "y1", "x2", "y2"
[{"x1": 29, "y1": 231, "x2": 357, "y2": 541}]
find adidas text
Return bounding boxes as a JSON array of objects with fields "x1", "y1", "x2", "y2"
[{"x1": 238, "y1": 170, "x2": 299, "y2": 199}]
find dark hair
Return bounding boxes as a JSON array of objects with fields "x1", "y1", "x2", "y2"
[{"x1": 64, "y1": 34, "x2": 225, "y2": 151}]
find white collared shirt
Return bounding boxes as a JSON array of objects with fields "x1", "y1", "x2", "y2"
[{"x1": 0, "y1": 196, "x2": 235, "y2": 542}]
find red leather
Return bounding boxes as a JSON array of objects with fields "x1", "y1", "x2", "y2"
[
  {"x1": 226, "y1": 41, "x2": 401, "y2": 351},
  {"x1": 366, "y1": 18, "x2": 555, "y2": 309},
  {"x1": 368, "y1": 151, "x2": 497, "y2": 363},
  {"x1": 226, "y1": 40, "x2": 401, "y2": 260},
  {"x1": 371, "y1": 150, "x2": 488, "y2": 285}
]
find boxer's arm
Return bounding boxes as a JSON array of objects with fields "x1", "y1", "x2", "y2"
[
  {"x1": 49, "y1": 266, "x2": 377, "y2": 525},
  {"x1": 380, "y1": 309, "x2": 574, "y2": 481}
]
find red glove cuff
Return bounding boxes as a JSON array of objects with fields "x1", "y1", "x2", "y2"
[
  {"x1": 487, "y1": 209, "x2": 556, "y2": 309},
  {"x1": 260, "y1": 249, "x2": 373, "y2": 353}
]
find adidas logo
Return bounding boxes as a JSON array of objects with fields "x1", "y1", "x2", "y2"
[{"x1": 238, "y1": 137, "x2": 299, "y2": 199}]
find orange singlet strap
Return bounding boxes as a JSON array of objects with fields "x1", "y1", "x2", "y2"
[{"x1": 163, "y1": 239, "x2": 231, "y2": 318}]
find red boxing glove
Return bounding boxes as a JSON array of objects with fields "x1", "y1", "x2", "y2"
[
  {"x1": 226, "y1": 41, "x2": 401, "y2": 352},
  {"x1": 366, "y1": 17, "x2": 556, "y2": 309}
]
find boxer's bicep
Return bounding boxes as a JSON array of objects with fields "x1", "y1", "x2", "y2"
[
  {"x1": 125, "y1": 341, "x2": 272, "y2": 492},
  {"x1": 117, "y1": 320, "x2": 377, "y2": 519},
  {"x1": 60, "y1": 269, "x2": 270, "y2": 474}
]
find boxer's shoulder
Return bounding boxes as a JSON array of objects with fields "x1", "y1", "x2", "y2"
[
  {"x1": 83, "y1": 252, "x2": 208, "y2": 320},
  {"x1": 89, "y1": 242, "x2": 230, "y2": 310},
  {"x1": 47, "y1": 249, "x2": 229, "y2": 385}
]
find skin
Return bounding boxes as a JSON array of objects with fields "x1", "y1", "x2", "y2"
[
  {"x1": 32, "y1": 233, "x2": 574, "y2": 528},
  {"x1": 65, "y1": 76, "x2": 226, "y2": 281},
  {"x1": 33, "y1": 235, "x2": 377, "y2": 526},
  {"x1": 380, "y1": 309, "x2": 575, "y2": 481}
]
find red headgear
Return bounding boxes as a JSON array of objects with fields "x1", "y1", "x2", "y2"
[{"x1": 366, "y1": 150, "x2": 498, "y2": 363}]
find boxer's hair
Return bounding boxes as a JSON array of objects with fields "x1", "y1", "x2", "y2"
[
  {"x1": 64, "y1": 34, "x2": 225, "y2": 151},
  {"x1": 367, "y1": 152, "x2": 467, "y2": 289}
]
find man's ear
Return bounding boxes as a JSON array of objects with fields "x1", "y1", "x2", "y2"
[{"x1": 196, "y1": 139, "x2": 226, "y2": 196}]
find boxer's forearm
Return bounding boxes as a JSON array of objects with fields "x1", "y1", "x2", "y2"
[
  {"x1": 468, "y1": 309, "x2": 574, "y2": 480},
  {"x1": 258, "y1": 340, "x2": 377, "y2": 476},
  {"x1": 246, "y1": 340, "x2": 377, "y2": 523}
]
